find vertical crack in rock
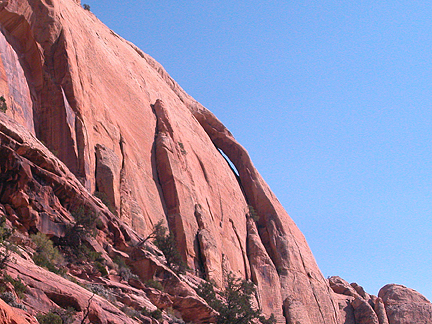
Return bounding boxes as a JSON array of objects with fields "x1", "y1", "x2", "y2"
[
  {"x1": 246, "y1": 217, "x2": 285, "y2": 322},
  {"x1": 119, "y1": 134, "x2": 126, "y2": 170},
  {"x1": 94, "y1": 143, "x2": 120, "y2": 214},
  {"x1": 153, "y1": 99, "x2": 194, "y2": 267},
  {"x1": 229, "y1": 218, "x2": 250, "y2": 281},
  {"x1": 149, "y1": 115, "x2": 169, "y2": 220},
  {"x1": 40, "y1": 27, "x2": 81, "y2": 180},
  {"x1": 118, "y1": 133, "x2": 147, "y2": 232},
  {"x1": 194, "y1": 203, "x2": 219, "y2": 280}
]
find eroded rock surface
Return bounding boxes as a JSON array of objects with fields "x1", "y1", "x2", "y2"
[
  {"x1": 329, "y1": 277, "x2": 431, "y2": 324},
  {"x1": 379, "y1": 284, "x2": 432, "y2": 324}
]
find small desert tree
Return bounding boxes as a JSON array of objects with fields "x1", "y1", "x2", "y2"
[
  {"x1": 0, "y1": 216, "x2": 13, "y2": 268},
  {"x1": 31, "y1": 232, "x2": 64, "y2": 274},
  {"x1": 0, "y1": 96, "x2": 7, "y2": 113},
  {"x1": 151, "y1": 221, "x2": 187, "y2": 274},
  {"x1": 197, "y1": 272, "x2": 276, "y2": 324}
]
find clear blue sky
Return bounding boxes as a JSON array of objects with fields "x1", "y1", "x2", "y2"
[{"x1": 84, "y1": 0, "x2": 432, "y2": 300}]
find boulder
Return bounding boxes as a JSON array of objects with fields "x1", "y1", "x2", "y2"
[{"x1": 379, "y1": 284, "x2": 432, "y2": 324}]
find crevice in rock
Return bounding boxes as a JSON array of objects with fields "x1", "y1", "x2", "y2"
[
  {"x1": 193, "y1": 204, "x2": 208, "y2": 279},
  {"x1": 119, "y1": 133, "x2": 125, "y2": 171},
  {"x1": 94, "y1": 144, "x2": 121, "y2": 214},
  {"x1": 151, "y1": 99, "x2": 188, "y2": 263},
  {"x1": 229, "y1": 218, "x2": 249, "y2": 281},
  {"x1": 196, "y1": 154, "x2": 209, "y2": 183},
  {"x1": 149, "y1": 107, "x2": 168, "y2": 219}
]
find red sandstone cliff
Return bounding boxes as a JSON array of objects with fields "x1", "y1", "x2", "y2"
[{"x1": 0, "y1": 1, "x2": 429, "y2": 323}]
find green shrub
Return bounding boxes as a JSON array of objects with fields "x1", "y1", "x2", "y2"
[
  {"x1": 0, "y1": 216, "x2": 13, "y2": 268},
  {"x1": 141, "y1": 307, "x2": 163, "y2": 320},
  {"x1": 38, "y1": 308, "x2": 75, "y2": 324},
  {"x1": 196, "y1": 272, "x2": 276, "y2": 324},
  {"x1": 165, "y1": 307, "x2": 185, "y2": 323},
  {"x1": 87, "y1": 250, "x2": 104, "y2": 262},
  {"x1": 152, "y1": 221, "x2": 187, "y2": 274},
  {"x1": 57, "y1": 307, "x2": 75, "y2": 324},
  {"x1": 113, "y1": 256, "x2": 138, "y2": 281},
  {"x1": 63, "y1": 207, "x2": 98, "y2": 246},
  {"x1": 86, "y1": 284, "x2": 115, "y2": 302},
  {"x1": 94, "y1": 191, "x2": 116, "y2": 214},
  {"x1": 120, "y1": 305, "x2": 141, "y2": 319},
  {"x1": 36, "y1": 312, "x2": 62, "y2": 324},
  {"x1": 30, "y1": 233, "x2": 64, "y2": 274},
  {"x1": 112, "y1": 255, "x2": 127, "y2": 268},
  {"x1": 3, "y1": 274, "x2": 27, "y2": 299},
  {"x1": 95, "y1": 261, "x2": 108, "y2": 277},
  {"x1": 0, "y1": 291, "x2": 25, "y2": 309},
  {"x1": 59, "y1": 208, "x2": 102, "y2": 264},
  {"x1": 0, "y1": 96, "x2": 7, "y2": 113},
  {"x1": 145, "y1": 279, "x2": 164, "y2": 291},
  {"x1": 83, "y1": 4, "x2": 91, "y2": 11},
  {"x1": 247, "y1": 205, "x2": 259, "y2": 222},
  {"x1": 119, "y1": 265, "x2": 138, "y2": 282}
]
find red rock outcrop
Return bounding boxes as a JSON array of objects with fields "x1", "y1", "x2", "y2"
[
  {"x1": 0, "y1": 299, "x2": 37, "y2": 324},
  {"x1": 379, "y1": 284, "x2": 432, "y2": 324},
  {"x1": 328, "y1": 276, "x2": 432, "y2": 324},
  {"x1": 0, "y1": 0, "x2": 430, "y2": 323}
]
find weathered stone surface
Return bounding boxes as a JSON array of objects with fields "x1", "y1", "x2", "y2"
[
  {"x1": 329, "y1": 276, "x2": 361, "y2": 299},
  {"x1": 333, "y1": 293, "x2": 355, "y2": 324},
  {"x1": 0, "y1": 32, "x2": 34, "y2": 135},
  {"x1": 283, "y1": 297, "x2": 312, "y2": 324},
  {"x1": 172, "y1": 295, "x2": 217, "y2": 323},
  {"x1": 7, "y1": 254, "x2": 140, "y2": 324},
  {"x1": 246, "y1": 217, "x2": 284, "y2": 323},
  {"x1": 379, "y1": 284, "x2": 432, "y2": 324},
  {"x1": 95, "y1": 143, "x2": 121, "y2": 213},
  {"x1": 329, "y1": 276, "x2": 388, "y2": 323},
  {"x1": 351, "y1": 282, "x2": 371, "y2": 300},
  {"x1": 374, "y1": 297, "x2": 389, "y2": 324},
  {"x1": 351, "y1": 297, "x2": 379, "y2": 324},
  {"x1": 153, "y1": 98, "x2": 250, "y2": 284},
  {"x1": 0, "y1": 298, "x2": 37, "y2": 324}
]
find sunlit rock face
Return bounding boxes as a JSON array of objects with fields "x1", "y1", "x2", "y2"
[
  {"x1": 0, "y1": 32, "x2": 34, "y2": 134},
  {"x1": 0, "y1": 1, "x2": 430, "y2": 323}
]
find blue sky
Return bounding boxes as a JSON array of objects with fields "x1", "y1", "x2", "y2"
[{"x1": 84, "y1": 1, "x2": 432, "y2": 300}]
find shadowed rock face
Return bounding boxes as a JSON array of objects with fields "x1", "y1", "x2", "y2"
[{"x1": 0, "y1": 1, "x2": 430, "y2": 323}]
